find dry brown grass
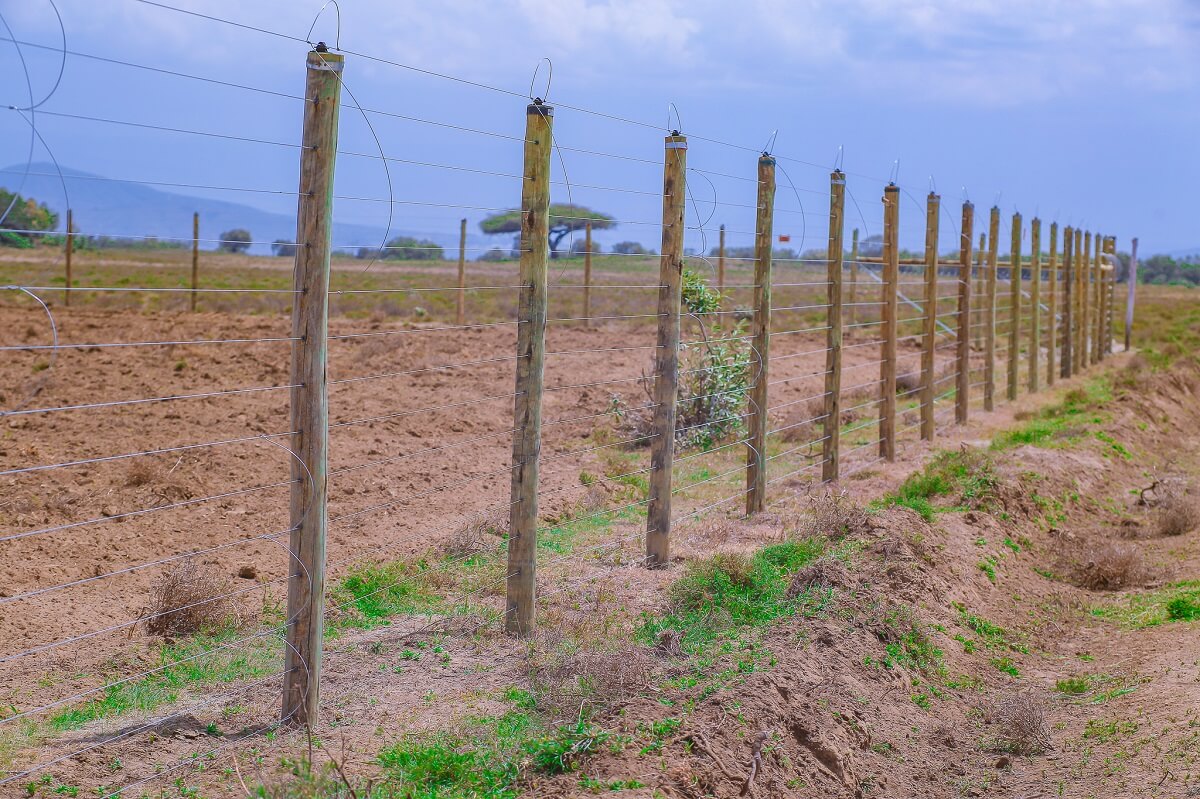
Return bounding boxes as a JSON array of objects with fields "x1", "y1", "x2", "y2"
[
  {"x1": 123, "y1": 459, "x2": 156, "y2": 488},
  {"x1": 1071, "y1": 541, "x2": 1146, "y2": 591},
  {"x1": 526, "y1": 637, "x2": 656, "y2": 722},
  {"x1": 441, "y1": 506, "x2": 508, "y2": 559},
  {"x1": 146, "y1": 559, "x2": 236, "y2": 637},
  {"x1": 1156, "y1": 480, "x2": 1200, "y2": 537},
  {"x1": 985, "y1": 692, "x2": 1052, "y2": 755},
  {"x1": 794, "y1": 490, "x2": 872, "y2": 541},
  {"x1": 786, "y1": 554, "x2": 850, "y2": 597}
]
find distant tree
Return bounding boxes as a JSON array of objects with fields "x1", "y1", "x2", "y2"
[
  {"x1": 272, "y1": 239, "x2": 299, "y2": 257},
  {"x1": 476, "y1": 247, "x2": 514, "y2": 262},
  {"x1": 859, "y1": 234, "x2": 883, "y2": 257},
  {"x1": 218, "y1": 228, "x2": 252, "y2": 253},
  {"x1": 0, "y1": 189, "x2": 58, "y2": 248},
  {"x1": 570, "y1": 237, "x2": 602, "y2": 255},
  {"x1": 612, "y1": 241, "x2": 649, "y2": 255},
  {"x1": 356, "y1": 236, "x2": 444, "y2": 261},
  {"x1": 480, "y1": 204, "x2": 616, "y2": 259}
]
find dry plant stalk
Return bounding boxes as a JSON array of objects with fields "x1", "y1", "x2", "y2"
[
  {"x1": 1072, "y1": 541, "x2": 1146, "y2": 590},
  {"x1": 987, "y1": 692, "x2": 1052, "y2": 755},
  {"x1": 147, "y1": 559, "x2": 236, "y2": 637}
]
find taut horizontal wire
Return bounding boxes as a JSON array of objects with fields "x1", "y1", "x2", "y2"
[{"x1": 3, "y1": 382, "x2": 297, "y2": 418}]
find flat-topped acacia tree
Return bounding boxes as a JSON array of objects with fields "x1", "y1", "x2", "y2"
[{"x1": 480, "y1": 204, "x2": 615, "y2": 259}]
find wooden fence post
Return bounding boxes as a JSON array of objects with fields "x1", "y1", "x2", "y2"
[
  {"x1": 1126, "y1": 237, "x2": 1138, "y2": 351},
  {"x1": 646, "y1": 132, "x2": 687, "y2": 566},
  {"x1": 1029, "y1": 218, "x2": 1041, "y2": 393},
  {"x1": 973, "y1": 232, "x2": 986, "y2": 350},
  {"x1": 848, "y1": 228, "x2": 859, "y2": 329},
  {"x1": 745, "y1": 155, "x2": 776, "y2": 514},
  {"x1": 823, "y1": 171, "x2": 846, "y2": 481},
  {"x1": 1007, "y1": 212, "x2": 1021, "y2": 402},
  {"x1": 505, "y1": 100, "x2": 554, "y2": 634},
  {"x1": 1093, "y1": 235, "x2": 1104, "y2": 364},
  {"x1": 1082, "y1": 231, "x2": 1092, "y2": 369},
  {"x1": 456, "y1": 218, "x2": 467, "y2": 326},
  {"x1": 282, "y1": 46, "x2": 342, "y2": 728},
  {"x1": 1062, "y1": 227, "x2": 1074, "y2": 378},
  {"x1": 717, "y1": 223, "x2": 726, "y2": 294},
  {"x1": 64, "y1": 208, "x2": 73, "y2": 307},
  {"x1": 1047, "y1": 222, "x2": 1058, "y2": 386},
  {"x1": 984, "y1": 207, "x2": 999, "y2": 411},
  {"x1": 956, "y1": 202, "x2": 974, "y2": 424},
  {"x1": 191, "y1": 212, "x2": 200, "y2": 312},
  {"x1": 1107, "y1": 237, "x2": 1117, "y2": 354},
  {"x1": 879, "y1": 184, "x2": 899, "y2": 461},
  {"x1": 583, "y1": 221, "x2": 593, "y2": 325},
  {"x1": 920, "y1": 191, "x2": 939, "y2": 440},
  {"x1": 1073, "y1": 228, "x2": 1084, "y2": 373}
]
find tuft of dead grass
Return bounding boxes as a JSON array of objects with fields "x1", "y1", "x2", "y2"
[
  {"x1": 794, "y1": 490, "x2": 871, "y2": 541},
  {"x1": 985, "y1": 692, "x2": 1052, "y2": 755},
  {"x1": 442, "y1": 506, "x2": 508, "y2": 559},
  {"x1": 526, "y1": 637, "x2": 656, "y2": 722},
  {"x1": 146, "y1": 560, "x2": 236, "y2": 637},
  {"x1": 786, "y1": 554, "x2": 850, "y2": 597},
  {"x1": 1072, "y1": 542, "x2": 1147, "y2": 591},
  {"x1": 1156, "y1": 480, "x2": 1200, "y2": 537}
]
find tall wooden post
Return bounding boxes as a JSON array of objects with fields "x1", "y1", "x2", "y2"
[
  {"x1": 1073, "y1": 228, "x2": 1084, "y2": 373},
  {"x1": 583, "y1": 221, "x2": 593, "y2": 324},
  {"x1": 984, "y1": 207, "x2": 999, "y2": 411},
  {"x1": 745, "y1": 155, "x2": 776, "y2": 514},
  {"x1": 1047, "y1": 222, "x2": 1058, "y2": 386},
  {"x1": 1007, "y1": 213, "x2": 1021, "y2": 402},
  {"x1": 920, "y1": 192, "x2": 939, "y2": 440},
  {"x1": 456, "y1": 218, "x2": 467, "y2": 326},
  {"x1": 955, "y1": 202, "x2": 974, "y2": 424},
  {"x1": 973, "y1": 233, "x2": 986, "y2": 349},
  {"x1": 282, "y1": 47, "x2": 342, "y2": 728},
  {"x1": 879, "y1": 184, "x2": 899, "y2": 461},
  {"x1": 190, "y1": 212, "x2": 200, "y2": 312},
  {"x1": 1125, "y1": 237, "x2": 1138, "y2": 351},
  {"x1": 1062, "y1": 227, "x2": 1074, "y2": 378},
  {"x1": 1081, "y1": 231, "x2": 1092, "y2": 369},
  {"x1": 717, "y1": 223, "x2": 726, "y2": 294},
  {"x1": 1093, "y1": 235, "x2": 1104, "y2": 364},
  {"x1": 505, "y1": 101, "x2": 553, "y2": 634},
  {"x1": 1029, "y1": 218, "x2": 1041, "y2": 393},
  {"x1": 822, "y1": 171, "x2": 845, "y2": 482},
  {"x1": 64, "y1": 208, "x2": 73, "y2": 307},
  {"x1": 646, "y1": 133, "x2": 687, "y2": 565},
  {"x1": 848, "y1": 228, "x2": 859, "y2": 329}
]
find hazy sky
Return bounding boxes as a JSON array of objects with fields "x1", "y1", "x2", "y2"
[{"x1": 3, "y1": 0, "x2": 1198, "y2": 255}]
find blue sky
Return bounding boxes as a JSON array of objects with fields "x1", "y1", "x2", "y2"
[{"x1": 3, "y1": 0, "x2": 1198, "y2": 256}]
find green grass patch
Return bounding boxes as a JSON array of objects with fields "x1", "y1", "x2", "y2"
[
  {"x1": 1092, "y1": 580, "x2": 1200, "y2": 629},
  {"x1": 872, "y1": 448, "x2": 999, "y2": 520},
  {"x1": 991, "y1": 377, "x2": 1112, "y2": 451}
]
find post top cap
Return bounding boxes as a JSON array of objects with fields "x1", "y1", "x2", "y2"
[{"x1": 527, "y1": 101, "x2": 554, "y2": 117}]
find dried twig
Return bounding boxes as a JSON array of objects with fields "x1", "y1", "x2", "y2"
[{"x1": 739, "y1": 730, "x2": 769, "y2": 797}]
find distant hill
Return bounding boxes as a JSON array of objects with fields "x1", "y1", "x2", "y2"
[{"x1": 0, "y1": 163, "x2": 399, "y2": 255}]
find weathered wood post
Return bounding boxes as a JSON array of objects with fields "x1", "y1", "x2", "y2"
[
  {"x1": 583, "y1": 220, "x2": 593, "y2": 325},
  {"x1": 984, "y1": 207, "x2": 999, "y2": 411},
  {"x1": 717, "y1": 223, "x2": 726, "y2": 294},
  {"x1": 1093, "y1": 235, "x2": 1104, "y2": 364},
  {"x1": 973, "y1": 232, "x2": 986, "y2": 350},
  {"x1": 745, "y1": 154, "x2": 776, "y2": 514},
  {"x1": 920, "y1": 191, "x2": 939, "y2": 440},
  {"x1": 646, "y1": 132, "x2": 687, "y2": 566},
  {"x1": 282, "y1": 46, "x2": 342, "y2": 728},
  {"x1": 63, "y1": 208, "x2": 73, "y2": 307},
  {"x1": 1074, "y1": 228, "x2": 1085, "y2": 373},
  {"x1": 191, "y1": 212, "x2": 200, "y2": 313},
  {"x1": 879, "y1": 184, "x2": 899, "y2": 461},
  {"x1": 1029, "y1": 218, "x2": 1041, "y2": 393},
  {"x1": 1062, "y1": 227, "x2": 1074, "y2": 378},
  {"x1": 456, "y1": 218, "x2": 467, "y2": 326},
  {"x1": 1125, "y1": 237, "x2": 1138, "y2": 351},
  {"x1": 1007, "y1": 212, "x2": 1021, "y2": 402},
  {"x1": 956, "y1": 202, "x2": 974, "y2": 424},
  {"x1": 505, "y1": 100, "x2": 554, "y2": 634},
  {"x1": 1047, "y1": 222, "x2": 1058, "y2": 386},
  {"x1": 1082, "y1": 231, "x2": 1092, "y2": 369},
  {"x1": 1107, "y1": 237, "x2": 1118, "y2": 355},
  {"x1": 848, "y1": 228, "x2": 859, "y2": 329},
  {"x1": 822, "y1": 170, "x2": 846, "y2": 481}
]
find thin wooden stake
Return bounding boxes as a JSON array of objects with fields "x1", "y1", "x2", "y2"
[
  {"x1": 456, "y1": 218, "x2": 467, "y2": 326},
  {"x1": 1125, "y1": 237, "x2": 1138, "y2": 351},
  {"x1": 191, "y1": 212, "x2": 200, "y2": 313},
  {"x1": 505, "y1": 101, "x2": 554, "y2": 635},
  {"x1": 1093, "y1": 235, "x2": 1104, "y2": 363},
  {"x1": 64, "y1": 208, "x2": 73, "y2": 308},
  {"x1": 282, "y1": 47, "x2": 343, "y2": 728},
  {"x1": 1047, "y1": 222, "x2": 1058, "y2": 386},
  {"x1": 646, "y1": 133, "x2": 687, "y2": 566},
  {"x1": 879, "y1": 184, "x2": 899, "y2": 462},
  {"x1": 955, "y1": 202, "x2": 974, "y2": 425},
  {"x1": 848, "y1": 228, "x2": 859, "y2": 330},
  {"x1": 583, "y1": 221, "x2": 593, "y2": 325},
  {"x1": 1081, "y1": 231, "x2": 1092, "y2": 369},
  {"x1": 984, "y1": 207, "x2": 999, "y2": 411},
  {"x1": 1029, "y1": 218, "x2": 1041, "y2": 393},
  {"x1": 822, "y1": 171, "x2": 846, "y2": 481},
  {"x1": 746, "y1": 155, "x2": 776, "y2": 514},
  {"x1": 973, "y1": 232, "x2": 986, "y2": 350},
  {"x1": 1062, "y1": 227, "x2": 1074, "y2": 378},
  {"x1": 920, "y1": 191, "x2": 939, "y2": 440},
  {"x1": 1007, "y1": 212, "x2": 1021, "y2": 402},
  {"x1": 717, "y1": 223, "x2": 726, "y2": 294}
]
